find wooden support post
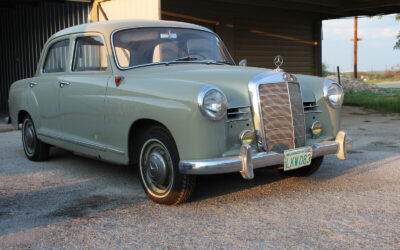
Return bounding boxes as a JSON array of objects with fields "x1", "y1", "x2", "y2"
[{"x1": 354, "y1": 16, "x2": 358, "y2": 79}]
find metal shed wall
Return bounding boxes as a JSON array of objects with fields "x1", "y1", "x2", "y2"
[
  {"x1": 0, "y1": 1, "x2": 91, "y2": 112},
  {"x1": 161, "y1": 0, "x2": 321, "y2": 75}
]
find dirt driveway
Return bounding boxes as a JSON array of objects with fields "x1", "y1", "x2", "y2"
[{"x1": 0, "y1": 106, "x2": 399, "y2": 248}]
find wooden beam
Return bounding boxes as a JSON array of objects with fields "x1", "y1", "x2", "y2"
[
  {"x1": 282, "y1": 0, "x2": 339, "y2": 8},
  {"x1": 343, "y1": 0, "x2": 400, "y2": 11},
  {"x1": 212, "y1": 0, "x2": 343, "y2": 16}
]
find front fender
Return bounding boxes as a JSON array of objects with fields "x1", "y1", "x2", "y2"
[
  {"x1": 296, "y1": 74, "x2": 341, "y2": 141},
  {"x1": 104, "y1": 78, "x2": 228, "y2": 162}
]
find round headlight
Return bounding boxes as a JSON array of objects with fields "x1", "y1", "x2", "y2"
[
  {"x1": 198, "y1": 86, "x2": 227, "y2": 120},
  {"x1": 323, "y1": 80, "x2": 344, "y2": 109}
]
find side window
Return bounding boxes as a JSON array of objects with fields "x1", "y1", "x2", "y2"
[
  {"x1": 72, "y1": 36, "x2": 107, "y2": 72},
  {"x1": 43, "y1": 39, "x2": 70, "y2": 73}
]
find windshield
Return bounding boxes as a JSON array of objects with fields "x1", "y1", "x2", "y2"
[{"x1": 112, "y1": 27, "x2": 235, "y2": 69}]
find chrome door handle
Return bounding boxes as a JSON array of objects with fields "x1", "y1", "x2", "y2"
[
  {"x1": 29, "y1": 82, "x2": 38, "y2": 88},
  {"x1": 59, "y1": 81, "x2": 70, "y2": 88}
]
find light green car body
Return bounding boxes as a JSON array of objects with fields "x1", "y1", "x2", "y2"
[{"x1": 8, "y1": 20, "x2": 341, "y2": 167}]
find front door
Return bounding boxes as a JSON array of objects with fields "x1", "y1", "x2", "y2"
[{"x1": 59, "y1": 34, "x2": 111, "y2": 152}]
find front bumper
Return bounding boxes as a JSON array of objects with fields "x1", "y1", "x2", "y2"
[{"x1": 179, "y1": 131, "x2": 352, "y2": 179}]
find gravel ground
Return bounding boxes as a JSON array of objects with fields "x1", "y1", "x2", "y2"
[
  {"x1": 1, "y1": 106, "x2": 400, "y2": 248},
  {"x1": 325, "y1": 76, "x2": 379, "y2": 92}
]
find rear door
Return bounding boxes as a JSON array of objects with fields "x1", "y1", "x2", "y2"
[
  {"x1": 59, "y1": 33, "x2": 111, "y2": 153},
  {"x1": 33, "y1": 38, "x2": 70, "y2": 136}
]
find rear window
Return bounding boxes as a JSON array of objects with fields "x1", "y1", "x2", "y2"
[{"x1": 43, "y1": 39, "x2": 70, "y2": 73}]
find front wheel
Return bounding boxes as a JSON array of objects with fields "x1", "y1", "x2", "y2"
[
  {"x1": 22, "y1": 115, "x2": 49, "y2": 161},
  {"x1": 135, "y1": 127, "x2": 196, "y2": 205},
  {"x1": 279, "y1": 156, "x2": 324, "y2": 177}
]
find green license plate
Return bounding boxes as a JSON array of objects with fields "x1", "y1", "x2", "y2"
[{"x1": 284, "y1": 147, "x2": 312, "y2": 171}]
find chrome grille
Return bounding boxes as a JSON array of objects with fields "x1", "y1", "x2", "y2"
[{"x1": 259, "y1": 82, "x2": 306, "y2": 153}]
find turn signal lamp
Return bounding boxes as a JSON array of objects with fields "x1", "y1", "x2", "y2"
[
  {"x1": 239, "y1": 130, "x2": 254, "y2": 145},
  {"x1": 310, "y1": 121, "x2": 322, "y2": 137}
]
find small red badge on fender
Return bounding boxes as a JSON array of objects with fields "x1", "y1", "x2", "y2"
[{"x1": 115, "y1": 76, "x2": 124, "y2": 87}]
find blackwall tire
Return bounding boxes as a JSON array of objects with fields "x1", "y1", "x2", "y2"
[
  {"x1": 21, "y1": 115, "x2": 49, "y2": 161},
  {"x1": 135, "y1": 126, "x2": 196, "y2": 205}
]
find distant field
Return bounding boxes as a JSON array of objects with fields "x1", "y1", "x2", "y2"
[
  {"x1": 365, "y1": 78, "x2": 400, "y2": 84},
  {"x1": 344, "y1": 88, "x2": 400, "y2": 113}
]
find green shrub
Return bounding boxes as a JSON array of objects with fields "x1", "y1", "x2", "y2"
[{"x1": 344, "y1": 89, "x2": 400, "y2": 113}]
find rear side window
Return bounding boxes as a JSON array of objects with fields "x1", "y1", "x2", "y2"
[
  {"x1": 72, "y1": 36, "x2": 107, "y2": 72},
  {"x1": 43, "y1": 39, "x2": 70, "y2": 73}
]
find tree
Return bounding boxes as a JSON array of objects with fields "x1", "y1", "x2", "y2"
[
  {"x1": 395, "y1": 14, "x2": 400, "y2": 50},
  {"x1": 322, "y1": 62, "x2": 330, "y2": 76}
]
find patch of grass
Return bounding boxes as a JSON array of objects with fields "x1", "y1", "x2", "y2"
[
  {"x1": 344, "y1": 89, "x2": 400, "y2": 113},
  {"x1": 365, "y1": 78, "x2": 400, "y2": 84}
]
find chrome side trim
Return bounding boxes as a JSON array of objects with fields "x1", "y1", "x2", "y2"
[
  {"x1": 38, "y1": 131, "x2": 125, "y2": 155},
  {"x1": 105, "y1": 147, "x2": 126, "y2": 156},
  {"x1": 179, "y1": 131, "x2": 352, "y2": 178}
]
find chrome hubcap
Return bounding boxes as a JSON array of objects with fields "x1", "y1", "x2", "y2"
[
  {"x1": 25, "y1": 126, "x2": 35, "y2": 148},
  {"x1": 148, "y1": 152, "x2": 168, "y2": 185},
  {"x1": 23, "y1": 119, "x2": 36, "y2": 155},
  {"x1": 140, "y1": 139, "x2": 174, "y2": 198}
]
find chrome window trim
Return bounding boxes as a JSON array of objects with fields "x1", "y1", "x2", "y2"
[
  {"x1": 248, "y1": 71, "x2": 303, "y2": 152},
  {"x1": 38, "y1": 131, "x2": 125, "y2": 155},
  {"x1": 197, "y1": 85, "x2": 227, "y2": 121},
  {"x1": 110, "y1": 26, "x2": 235, "y2": 70}
]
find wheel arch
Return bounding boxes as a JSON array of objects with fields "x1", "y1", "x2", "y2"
[
  {"x1": 18, "y1": 110, "x2": 30, "y2": 124},
  {"x1": 128, "y1": 118, "x2": 177, "y2": 166}
]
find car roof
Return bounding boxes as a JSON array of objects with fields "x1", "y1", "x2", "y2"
[{"x1": 52, "y1": 19, "x2": 213, "y2": 38}]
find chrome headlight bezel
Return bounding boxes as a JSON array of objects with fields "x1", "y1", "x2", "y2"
[
  {"x1": 197, "y1": 86, "x2": 227, "y2": 121},
  {"x1": 323, "y1": 80, "x2": 344, "y2": 109}
]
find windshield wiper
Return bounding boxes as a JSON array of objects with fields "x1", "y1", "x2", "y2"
[
  {"x1": 202, "y1": 60, "x2": 234, "y2": 65},
  {"x1": 173, "y1": 56, "x2": 199, "y2": 62},
  {"x1": 214, "y1": 60, "x2": 234, "y2": 65}
]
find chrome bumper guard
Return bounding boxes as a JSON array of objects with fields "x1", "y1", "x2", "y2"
[{"x1": 179, "y1": 131, "x2": 352, "y2": 180}]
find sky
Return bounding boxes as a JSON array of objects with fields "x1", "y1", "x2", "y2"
[{"x1": 322, "y1": 14, "x2": 400, "y2": 72}]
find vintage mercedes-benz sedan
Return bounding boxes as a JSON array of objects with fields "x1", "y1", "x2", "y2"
[{"x1": 9, "y1": 20, "x2": 352, "y2": 205}]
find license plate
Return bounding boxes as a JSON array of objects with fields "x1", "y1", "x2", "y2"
[{"x1": 284, "y1": 147, "x2": 312, "y2": 171}]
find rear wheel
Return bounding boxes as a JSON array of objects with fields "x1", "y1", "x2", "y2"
[
  {"x1": 135, "y1": 127, "x2": 196, "y2": 205},
  {"x1": 21, "y1": 115, "x2": 49, "y2": 161},
  {"x1": 279, "y1": 156, "x2": 324, "y2": 177}
]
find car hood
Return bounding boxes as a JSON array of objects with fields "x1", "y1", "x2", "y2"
[{"x1": 123, "y1": 63, "x2": 318, "y2": 107}]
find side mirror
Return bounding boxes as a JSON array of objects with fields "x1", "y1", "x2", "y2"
[{"x1": 238, "y1": 59, "x2": 247, "y2": 67}]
